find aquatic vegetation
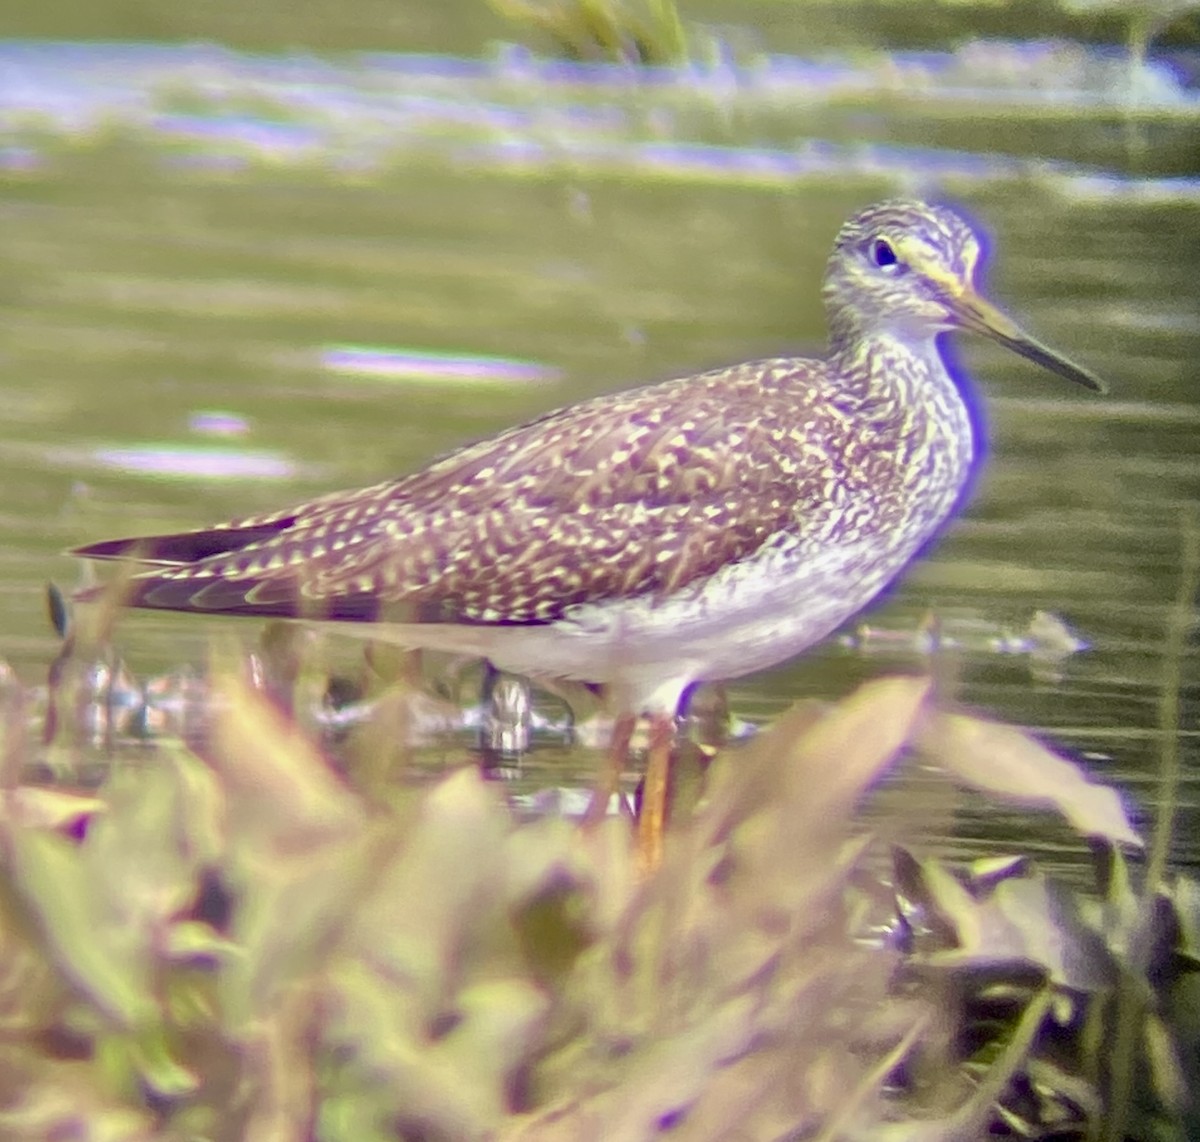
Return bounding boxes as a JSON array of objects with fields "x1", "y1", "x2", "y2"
[
  {"x1": 0, "y1": 646, "x2": 1194, "y2": 1139},
  {"x1": 1059, "y1": 0, "x2": 1200, "y2": 69},
  {"x1": 484, "y1": 0, "x2": 688, "y2": 64}
]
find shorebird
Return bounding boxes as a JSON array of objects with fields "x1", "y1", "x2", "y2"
[{"x1": 73, "y1": 199, "x2": 1105, "y2": 863}]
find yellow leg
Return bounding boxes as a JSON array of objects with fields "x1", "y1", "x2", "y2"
[
  {"x1": 583, "y1": 712, "x2": 636, "y2": 828},
  {"x1": 636, "y1": 713, "x2": 674, "y2": 873}
]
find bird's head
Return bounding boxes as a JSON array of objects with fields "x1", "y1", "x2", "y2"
[{"x1": 823, "y1": 199, "x2": 1105, "y2": 392}]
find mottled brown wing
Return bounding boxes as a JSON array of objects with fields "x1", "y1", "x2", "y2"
[{"x1": 82, "y1": 359, "x2": 835, "y2": 624}]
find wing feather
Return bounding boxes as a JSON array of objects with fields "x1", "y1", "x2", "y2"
[{"x1": 76, "y1": 359, "x2": 836, "y2": 624}]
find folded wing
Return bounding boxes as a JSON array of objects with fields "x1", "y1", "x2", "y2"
[{"x1": 74, "y1": 360, "x2": 833, "y2": 626}]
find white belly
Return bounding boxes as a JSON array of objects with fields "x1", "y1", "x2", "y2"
[{"x1": 330, "y1": 522, "x2": 936, "y2": 707}]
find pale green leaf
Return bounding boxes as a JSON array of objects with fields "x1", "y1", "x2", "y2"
[
  {"x1": 921, "y1": 711, "x2": 1141, "y2": 847},
  {"x1": 9, "y1": 830, "x2": 155, "y2": 1028}
]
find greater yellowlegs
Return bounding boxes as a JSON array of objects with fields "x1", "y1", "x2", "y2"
[{"x1": 74, "y1": 200, "x2": 1105, "y2": 859}]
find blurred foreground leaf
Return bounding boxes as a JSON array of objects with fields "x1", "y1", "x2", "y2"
[
  {"x1": 920, "y1": 710, "x2": 1141, "y2": 847},
  {"x1": 0, "y1": 667, "x2": 1180, "y2": 1139},
  {"x1": 8, "y1": 829, "x2": 156, "y2": 1029},
  {"x1": 205, "y1": 675, "x2": 375, "y2": 1027}
]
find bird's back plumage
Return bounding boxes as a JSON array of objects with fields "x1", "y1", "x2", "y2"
[{"x1": 77, "y1": 356, "x2": 884, "y2": 625}]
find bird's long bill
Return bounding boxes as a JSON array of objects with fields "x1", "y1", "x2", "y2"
[{"x1": 950, "y1": 289, "x2": 1107, "y2": 393}]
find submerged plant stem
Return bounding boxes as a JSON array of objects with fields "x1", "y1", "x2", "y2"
[
  {"x1": 1102, "y1": 504, "x2": 1199, "y2": 1142},
  {"x1": 1147, "y1": 505, "x2": 1199, "y2": 895}
]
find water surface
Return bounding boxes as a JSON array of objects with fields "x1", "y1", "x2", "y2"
[{"x1": 1, "y1": 32, "x2": 1197, "y2": 875}]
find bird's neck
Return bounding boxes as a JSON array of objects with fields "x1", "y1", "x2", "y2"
[
  {"x1": 826, "y1": 328, "x2": 977, "y2": 530},
  {"x1": 827, "y1": 327, "x2": 950, "y2": 406}
]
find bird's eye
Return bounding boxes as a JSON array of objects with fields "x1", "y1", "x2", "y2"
[{"x1": 871, "y1": 238, "x2": 899, "y2": 270}]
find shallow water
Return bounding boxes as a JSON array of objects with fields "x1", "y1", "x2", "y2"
[{"x1": 1, "y1": 26, "x2": 1197, "y2": 876}]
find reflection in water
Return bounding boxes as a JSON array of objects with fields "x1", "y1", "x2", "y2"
[
  {"x1": 90, "y1": 445, "x2": 299, "y2": 480},
  {"x1": 187, "y1": 409, "x2": 251, "y2": 437},
  {"x1": 322, "y1": 343, "x2": 561, "y2": 383},
  {"x1": 837, "y1": 608, "x2": 1090, "y2": 683}
]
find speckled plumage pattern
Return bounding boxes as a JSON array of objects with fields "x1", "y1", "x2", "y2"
[{"x1": 74, "y1": 200, "x2": 1103, "y2": 713}]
